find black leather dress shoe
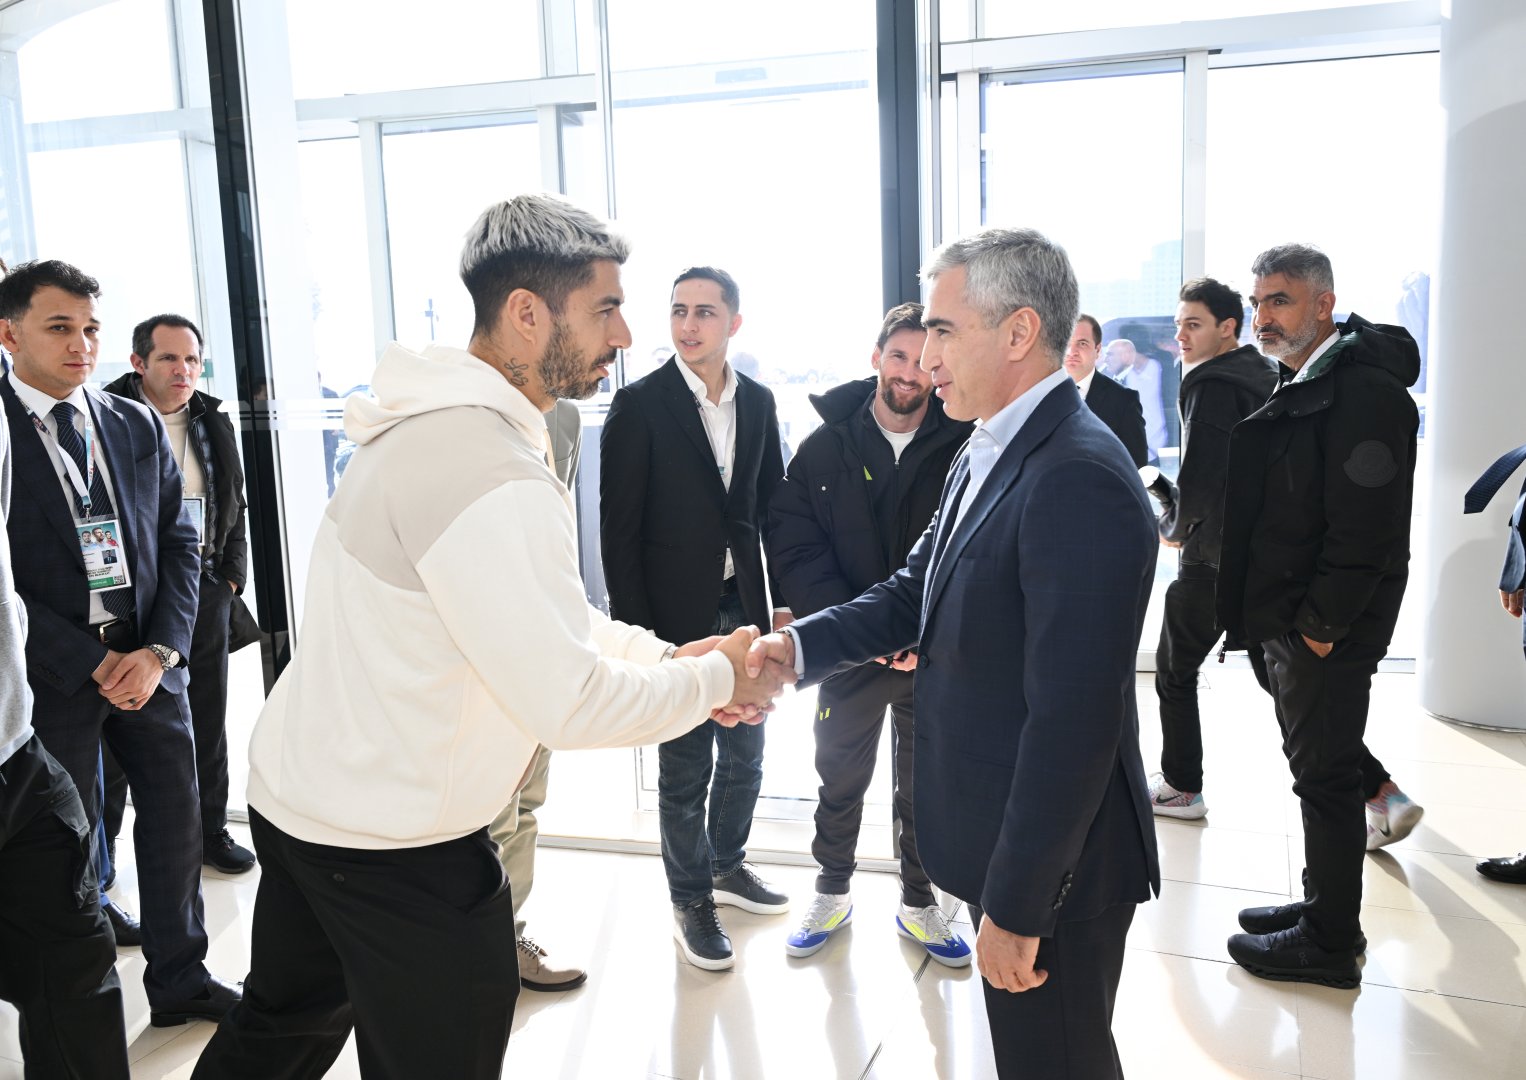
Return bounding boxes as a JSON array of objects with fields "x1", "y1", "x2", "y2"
[
  {"x1": 1228, "y1": 926, "x2": 1361, "y2": 989},
  {"x1": 1238, "y1": 901, "x2": 1367, "y2": 955},
  {"x1": 1477, "y1": 852, "x2": 1526, "y2": 884},
  {"x1": 150, "y1": 975, "x2": 244, "y2": 1028},
  {"x1": 103, "y1": 898, "x2": 142, "y2": 948}
]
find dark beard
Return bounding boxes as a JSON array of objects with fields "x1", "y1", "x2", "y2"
[
  {"x1": 880, "y1": 379, "x2": 930, "y2": 416},
  {"x1": 540, "y1": 322, "x2": 611, "y2": 401}
]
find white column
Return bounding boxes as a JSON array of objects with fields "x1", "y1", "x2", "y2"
[{"x1": 1420, "y1": 0, "x2": 1526, "y2": 729}]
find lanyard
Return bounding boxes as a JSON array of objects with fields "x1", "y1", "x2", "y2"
[{"x1": 25, "y1": 402, "x2": 98, "y2": 517}]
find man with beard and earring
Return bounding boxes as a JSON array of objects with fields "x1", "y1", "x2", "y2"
[
  {"x1": 1219, "y1": 243, "x2": 1422, "y2": 989},
  {"x1": 193, "y1": 196, "x2": 790, "y2": 1078},
  {"x1": 600, "y1": 266, "x2": 790, "y2": 972},
  {"x1": 766, "y1": 302, "x2": 973, "y2": 964}
]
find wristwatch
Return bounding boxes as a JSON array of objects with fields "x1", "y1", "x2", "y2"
[{"x1": 146, "y1": 644, "x2": 182, "y2": 671}]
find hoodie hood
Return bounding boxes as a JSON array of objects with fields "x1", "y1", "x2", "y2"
[
  {"x1": 346, "y1": 343, "x2": 548, "y2": 448},
  {"x1": 810, "y1": 376, "x2": 877, "y2": 424},
  {"x1": 1336, "y1": 313, "x2": 1422, "y2": 389},
  {"x1": 1180, "y1": 344, "x2": 1278, "y2": 400}
]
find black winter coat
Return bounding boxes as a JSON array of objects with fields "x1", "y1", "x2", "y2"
[
  {"x1": 766, "y1": 377, "x2": 972, "y2": 619},
  {"x1": 1160, "y1": 345, "x2": 1278, "y2": 568},
  {"x1": 1217, "y1": 314, "x2": 1419, "y2": 647},
  {"x1": 103, "y1": 372, "x2": 249, "y2": 588}
]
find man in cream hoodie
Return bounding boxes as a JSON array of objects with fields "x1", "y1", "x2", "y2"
[{"x1": 194, "y1": 195, "x2": 788, "y2": 1080}]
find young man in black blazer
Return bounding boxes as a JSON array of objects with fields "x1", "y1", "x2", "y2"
[
  {"x1": 1064, "y1": 313, "x2": 1148, "y2": 467},
  {"x1": 600, "y1": 267, "x2": 789, "y2": 970}
]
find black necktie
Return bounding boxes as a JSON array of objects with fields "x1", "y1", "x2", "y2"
[
  {"x1": 51, "y1": 401, "x2": 133, "y2": 620},
  {"x1": 1464, "y1": 443, "x2": 1526, "y2": 515}
]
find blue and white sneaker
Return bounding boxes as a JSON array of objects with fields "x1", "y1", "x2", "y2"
[
  {"x1": 896, "y1": 903, "x2": 972, "y2": 968},
  {"x1": 785, "y1": 893, "x2": 853, "y2": 957},
  {"x1": 1149, "y1": 773, "x2": 1207, "y2": 820},
  {"x1": 1366, "y1": 781, "x2": 1424, "y2": 851}
]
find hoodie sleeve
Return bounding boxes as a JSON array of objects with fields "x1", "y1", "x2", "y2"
[
  {"x1": 1160, "y1": 382, "x2": 1236, "y2": 546},
  {"x1": 416, "y1": 479, "x2": 734, "y2": 751}
]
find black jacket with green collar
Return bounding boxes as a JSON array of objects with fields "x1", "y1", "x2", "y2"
[{"x1": 1216, "y1": 314, "x2": 1420, "y2": 648}]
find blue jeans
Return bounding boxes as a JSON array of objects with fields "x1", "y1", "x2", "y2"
[{"x1": 657, "y1": 586, "x2": 765, "y2": 906}]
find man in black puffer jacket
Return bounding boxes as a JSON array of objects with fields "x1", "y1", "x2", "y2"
[
  {"x1": 1218, "y1": 244, "x2": 1422, "y2": 990},
  {"x1": 1149, "y1": 278, "x2": 1278, "y2": 821},
  {"x1": 767, "y1": 302, "x2": 972, "y2": 965}
]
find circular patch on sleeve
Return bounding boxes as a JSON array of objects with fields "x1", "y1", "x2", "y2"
[{"x1": 1343, "y1": 441, "x2": 1399, "y2": 488}]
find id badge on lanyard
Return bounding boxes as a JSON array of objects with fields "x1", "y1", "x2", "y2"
[{"x1": 29, "y1": 405, "x2": 134, "y2": 594}]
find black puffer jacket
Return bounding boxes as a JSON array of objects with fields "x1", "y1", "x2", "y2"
[
  {"x1": 767, "y1": 378, "x2": 972, "y2": 618},
  {"x1": 1160, "y1": 344, "x2": 1278, "y2": 568},
  {"x1": 104, "y1": 372, "x2": 248, "y2": 588},
  {"x1": 1217, "y1": 314, "x2": 1420, "y2": 647}
]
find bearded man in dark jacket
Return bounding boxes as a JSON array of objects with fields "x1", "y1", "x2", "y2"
[
  {"x1": 1148, "y1": 278, "x2": 1278, "y2": 821},
  {"x1": 766, "y1": 302, "x2": 973, "y2": 965},
  {"x1": 1218, "y1": 244, "x2": 1422, "y2": 990}
]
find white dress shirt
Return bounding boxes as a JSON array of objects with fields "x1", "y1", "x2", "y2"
[
  {"x1": 8, "y1": 371, "x2": 122, "y2": 625},
  {"x1": 1077, "y1": 370, "x2": 1096, "y2": 399},
  {"x1": 677, "y1": 358, "x2": 739, "y2": 580}
]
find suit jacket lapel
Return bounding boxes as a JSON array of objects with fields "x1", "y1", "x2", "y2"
[
  {"x1": 657, "y1": 358, "x2": 726, "y2": 502},
  {"x1": 922, "y1": 379, "x2": 1082, "y2": 627},
  {"x1": 1, "y1": 378, "x2": 88, "y2": 554},
  {"x1": 727, "y1": 376, "x2": 756, "y2": 508}
]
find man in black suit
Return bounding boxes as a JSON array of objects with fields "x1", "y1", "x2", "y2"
[
  {"x1": 1064, "y1": 313, "x2": 1148, "y2": 467},
  {"x1": 749, "y1": 228, "x2": 1160, "y2": 1078},
  {"x1": 0, "y1": 260, "x2": 240, "y2": 1026},
  {"x1": 600, "y1": 266, "x2": 789, "y2": 971}
]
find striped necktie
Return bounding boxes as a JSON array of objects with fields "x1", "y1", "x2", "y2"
[{"x1": 52, "y1": 401, "x2": 133, "y2": 621}]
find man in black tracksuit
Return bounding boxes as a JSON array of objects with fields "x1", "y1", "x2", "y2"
[
  {"x1": 103, "y1": 315, "x2": 254, "y2": 876},
  {"x1": 1148, "y1": 278, "x2": 1278, "y2": 820},
  {"x1": 1218, "y1": 245, "x2": 1421, "y2": 989},
  {"x1": 767, "y1": 303, "x2": 974, "y2": 964}
]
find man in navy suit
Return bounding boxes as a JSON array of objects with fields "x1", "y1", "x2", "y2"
[
  {"x1": 748, "y1": 228, "x2": 1160, "y2": 1078},
  {"x1": 0, "y1": 260, "x2": 241, "y2": 1025}
]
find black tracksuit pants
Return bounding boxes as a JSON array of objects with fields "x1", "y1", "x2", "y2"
[{"x1": 811, "y1": 663, "x2": 935, "y2": 907}]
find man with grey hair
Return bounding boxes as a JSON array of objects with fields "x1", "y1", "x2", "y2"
[
  {"x1": 193, "y1": 194, "x2": 790, "y2": 1078},
  {"x1": 747, "y1": 226, "x2": 1160, "y2": 1078},
  {"x1": 1219, "y1": 243, "x2": 1421, "y2": 990}
]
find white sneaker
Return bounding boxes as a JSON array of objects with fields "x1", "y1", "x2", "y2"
[
  {"x1": 895, "y1": 903, "x2": 972, "y2": 968},
  {"x1": 785, "y1": 893, "x2": 853, "y2": 957},
  {"x1": 1366, "y1": 782, "x2": 1424, "y2": 851},
  {"x1": 1148, "y1": 773, "x2": 1207, "y2": 820}
]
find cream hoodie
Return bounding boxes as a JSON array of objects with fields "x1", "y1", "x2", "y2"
[{"x1": 246, "y1": 343, "x2": 734, "y2": 849}]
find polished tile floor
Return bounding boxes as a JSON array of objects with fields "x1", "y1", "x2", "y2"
[{"x1": 3, "y1": 667, "x2": 1525, "y2": 1078}]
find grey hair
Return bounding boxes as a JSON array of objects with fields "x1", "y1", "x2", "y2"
[
  {"x1": 921, "y1": 227, "x2": 1078, "y2": 363},
  {"x1": 459, "y1": 193, "x2": 631, "y2": 335},
  {"x1": 1250, "y1": 243, "x2": 1334, "y2": 295}
]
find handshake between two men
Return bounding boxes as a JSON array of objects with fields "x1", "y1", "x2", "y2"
[{"x1": 678, "y1": 627, "x2": 800, "y2": 725}]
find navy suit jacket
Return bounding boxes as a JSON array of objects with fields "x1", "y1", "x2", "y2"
[
  {"x1": 1, "y1": 377, "x2": 198, "y2": 697},
  {"x1": 791, "y1": 377, "x2": 1161, "y2": 936},
  {"x1": 1083, "y1": 370, "x2": 1149, "y2": 468}
]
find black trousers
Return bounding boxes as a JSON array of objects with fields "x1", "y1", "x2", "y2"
[
  {"x1": 0, "y1": 735, "x2": 129, "y2": 1079},
  {"x1": 1154, "y1": 566, "x2": 1223, "y2": 794},
  {"x1": 31, "y1": 677, "x2": 209, "y2": 1006},
  {"x1": 811, "y1": 662, "x2": 934, "y2": 906},
  {"x1": 977, "y1": 903, "x2": 1136, "y2": 1080},
  {"x1": 1156, "y1": 570, "x2": 1391, "y2": 800},
  {"x1": 1261, "y1": 631, "x2": 1389, "y2": 951},
  {"x1": 104, "y1": 574, "x2": 235, "y2": 840},
  {"x1": 193, "y1": 809, "x2": 520, "y2": 1080}
]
